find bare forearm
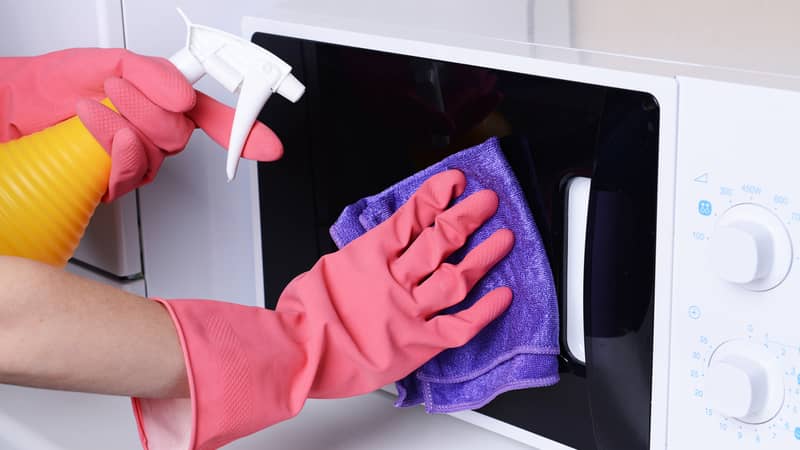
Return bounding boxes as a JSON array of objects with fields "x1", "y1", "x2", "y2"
[{"x1": 0, "y1": 256, "x2": 188, "y2": 398}]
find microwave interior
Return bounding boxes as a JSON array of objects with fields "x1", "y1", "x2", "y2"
[{"x1": 254, "y1": 32, "x2": 660, "y2": 450}]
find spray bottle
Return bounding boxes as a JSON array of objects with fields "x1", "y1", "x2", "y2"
[{"x1": 0, "y1": 9, "x2": 304, "y2": 267}]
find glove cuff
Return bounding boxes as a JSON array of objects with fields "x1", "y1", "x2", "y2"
[{"x1": 131, "y1": 298, "x2": 315, "y2": 450}]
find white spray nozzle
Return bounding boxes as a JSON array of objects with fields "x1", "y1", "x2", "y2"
[{"x1": 168, "y1": 8, "x2": 305, "y2": 181}]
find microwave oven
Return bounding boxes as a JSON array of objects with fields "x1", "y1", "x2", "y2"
[{"x1": 244, "y1": 5, "x2": 800, "y2": 450}]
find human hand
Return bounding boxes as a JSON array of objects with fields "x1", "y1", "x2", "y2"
[
  {"x1": 275, "y1": 168, "x2": 515, "y2": 397},
  {"x1": 0, "y1": 48, "x2": 283, "y2": 201}
]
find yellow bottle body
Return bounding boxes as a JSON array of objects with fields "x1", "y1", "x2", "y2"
[{"x1": 0, "y1": 111, "x2": 111, "y2": 267}]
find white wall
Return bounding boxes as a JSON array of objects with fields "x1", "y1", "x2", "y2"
[
  {"x1": 0, "y1": 0, "x2": 119, "y2": 55},
  {"x1": 571, "y1": 0, "x2": 800, "y2": 76}
]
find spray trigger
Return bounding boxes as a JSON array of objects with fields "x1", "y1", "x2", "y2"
[{"x1": 168, "y1": 8, "x2": 305, "y2": 181}]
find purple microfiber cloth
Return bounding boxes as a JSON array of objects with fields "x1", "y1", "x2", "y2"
[{"x1": 328, "y1": 137, "x2": 560, "y2": 413}]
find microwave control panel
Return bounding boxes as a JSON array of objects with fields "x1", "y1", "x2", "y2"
[{"x1": 668, "y1": 77, "x2": 800, "y2": 448}]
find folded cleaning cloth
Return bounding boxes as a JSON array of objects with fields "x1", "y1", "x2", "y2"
[{"x1": 329, "y1": 136, "x2": 560, "y2": 413}]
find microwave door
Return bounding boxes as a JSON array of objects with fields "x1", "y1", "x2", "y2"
[{"x1": 252, "y1": 33, "x2": 660, "y2": 450}]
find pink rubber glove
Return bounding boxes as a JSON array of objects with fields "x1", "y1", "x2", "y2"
[
  {"x1": 132, "y1": 170, "x2": 515, "y2": 450},
  {"x1": 0, "y1": 48, "x2": 283, "y2": 201}
]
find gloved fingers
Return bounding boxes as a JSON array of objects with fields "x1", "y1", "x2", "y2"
[
  {"x1": 392, "y1": 189, "x2": 498, "y2": 286},
  {"x1": 76, "y1": 98, "x2": 129, "y2": 153},
  {"x1": 375, "y1": 170, "x2": 466, "y2": 252},
  {"x1": 185, "y1": 92, "x2": 284, "y2": 162},
  {"x1": 412, "y1": 228, "x2": 514, "y2": 317},
  {"x1": 118, "y1": 51, "x2": 196, "y2": 113},
  {"x1": 425, "y1": 286, "x2": 512, "y2": 348},
  {"x1": 105, "y1": 77, "x2": 195, "y2": 153},
  {"x1": 105, "y1": 127, "x2": 148, "y2": 201},
  {"x1": 76, "y1": 99, "x2": 163, "y2": 202}
]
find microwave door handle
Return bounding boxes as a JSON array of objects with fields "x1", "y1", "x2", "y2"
[{"x1": 564, "y1": 176, "x2": 591, "y2": 365}]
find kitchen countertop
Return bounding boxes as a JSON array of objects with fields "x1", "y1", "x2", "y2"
[{"x1": 0, "y1": 384, "x2": 539, "y2": 449}]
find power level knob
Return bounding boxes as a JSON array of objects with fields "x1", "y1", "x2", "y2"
[
  {"x1": 711, "y1": 203, "x2": 792, "y2": 290},
  {"x1": 705, "y1": 340, "x2": 784, "y2": 423}
]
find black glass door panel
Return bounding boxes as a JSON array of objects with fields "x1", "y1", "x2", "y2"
[{"x1": 253, "y1": 32, "x2": 659, "y2": 450}]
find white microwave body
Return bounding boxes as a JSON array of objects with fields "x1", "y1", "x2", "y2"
[{"x1": 243, "y1": 4, "x2": 800, "y2": 450}]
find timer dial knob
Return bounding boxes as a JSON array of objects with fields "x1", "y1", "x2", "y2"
[{"x1": 705, "y1": 340, "x2": 784, "y2": 423}]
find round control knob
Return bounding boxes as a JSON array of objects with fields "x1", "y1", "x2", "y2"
[
  {"x1": 711, "y1": 203, "x2": 792, "y2": 290},
  {"x1": 705, "y1": 340, "x2": 783, "y2": 423}
]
